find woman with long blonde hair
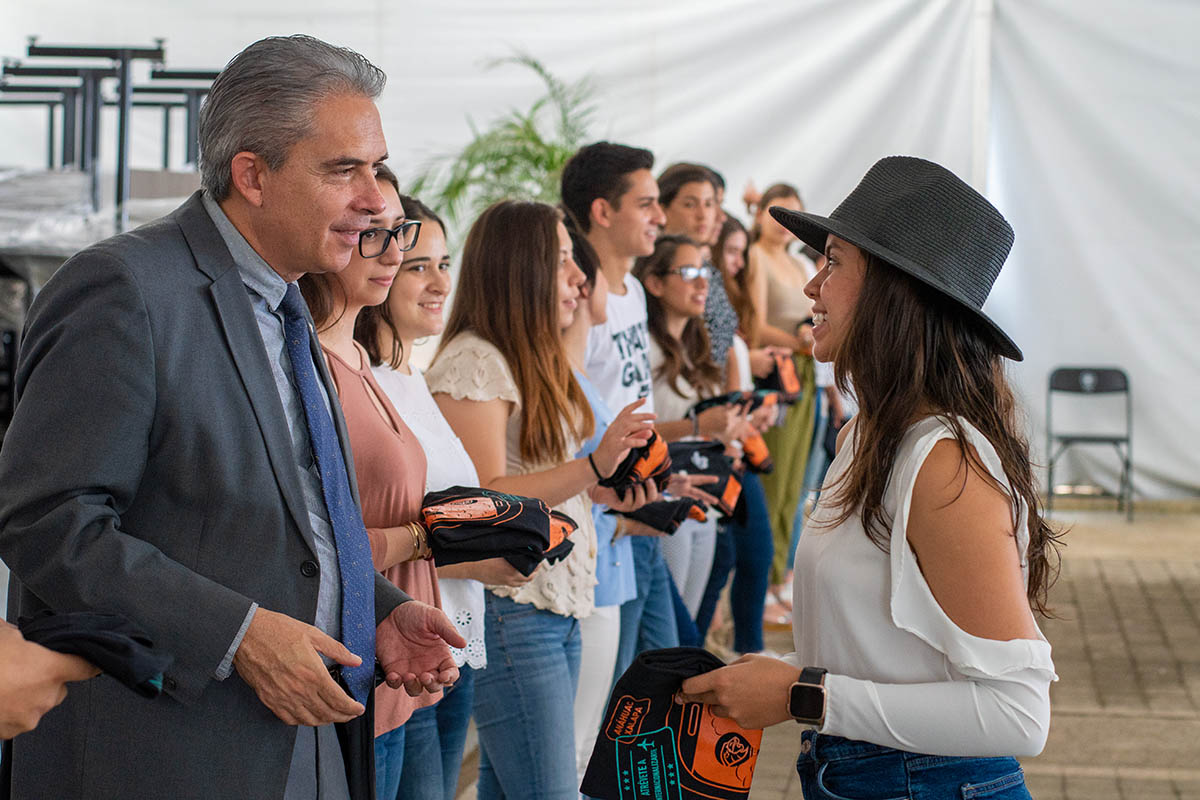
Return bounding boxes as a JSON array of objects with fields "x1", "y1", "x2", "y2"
[{"x1": 426, "y1": 200, "x2": 658, "y2": 799}]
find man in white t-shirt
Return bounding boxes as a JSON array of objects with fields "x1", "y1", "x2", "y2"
[
  {"x1": 561, "y1": 142, "x2": 680, "y2": 684},
  {"x1": 562, "y1": 145, "x2": 664, "y2": 412}
]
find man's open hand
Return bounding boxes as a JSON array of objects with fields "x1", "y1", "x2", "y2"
[{"x1": 377, "y1": 601, "x2": 466, "y2": 696}]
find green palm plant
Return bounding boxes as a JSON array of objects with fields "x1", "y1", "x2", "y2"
[{"x1": 409, "y1": 53, "x2": 597, "y2": 227}]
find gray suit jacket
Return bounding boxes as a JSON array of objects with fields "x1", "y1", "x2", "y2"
[{"x1": 0, "y1": 192, "x2": 409, "y2": 799}]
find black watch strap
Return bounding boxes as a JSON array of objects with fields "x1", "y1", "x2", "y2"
[{"x1": 798, "y1": 666, "x2": 827, "y2": 686}]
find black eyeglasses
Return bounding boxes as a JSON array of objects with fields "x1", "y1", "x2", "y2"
[
  {"x1": 666, "y1": 264, "x2": 712, "y2": 282},
  {"x1": 359, "y1": 221, "x2": 422, "y2": 259}
]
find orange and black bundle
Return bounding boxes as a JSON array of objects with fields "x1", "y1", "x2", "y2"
[
  {"x1": 582, "y1": 647, "x2": 762, "y2": 800},
  {"x1": 598, "y1": 430, "x2": 672, "y2": 500},
  {"x1": 739, "y1": 432, "x2": 774, "y2": 474},
  {"x1": 609, "y1": 497, "x2": 707, "y2": 535},
  {"x1": 753, "y1": 353, "x2": 802, "y2": 399},
  {"x1": 420, "y1": 486, "x2": 575, "y2": 576},
  {"x1": 667, "y1": 440, "x2": 742, "y2": 517},
  {"x1": 544, "y1": 510, "x2": 578, "y2": 565}
]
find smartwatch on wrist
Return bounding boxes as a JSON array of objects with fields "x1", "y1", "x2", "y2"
[{"x1": 787, "y1": 667, "x2": 827, "y2": 726}]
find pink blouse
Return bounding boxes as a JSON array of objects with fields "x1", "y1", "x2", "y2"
[{"x1": 324, "y1": 342, "x2": 441, "y2": 736}]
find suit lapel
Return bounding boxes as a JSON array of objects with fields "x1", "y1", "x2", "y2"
[{"x1": 174, "y1": 193, "x2": 318, "y2": 554}]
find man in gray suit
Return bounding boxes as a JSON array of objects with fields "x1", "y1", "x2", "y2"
[{"x1": 0, "y1": 35, "x2": 463, "y2": 799}]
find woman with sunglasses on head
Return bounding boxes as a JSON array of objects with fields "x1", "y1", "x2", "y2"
[
  {"x1": 354, "y1": 194, "x2": 532, "y2": 800},
  {"x1": 679, "y1": 157, "x2": 1060, "y2": 799},
  {"x1": 298, "y1": 165, "x2": 463, "y2": 799},
  {"x1": 633, "y1": 234, "x2": 749, "y2": 623},
  {"x1": 426, "y1": 200, "x2": 659, "y2": 799}
]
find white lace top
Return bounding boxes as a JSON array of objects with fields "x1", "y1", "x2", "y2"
[
  {"x1": 425, "y1": 332, "x2": 597, "y2": 619},
  {"x1": 371, "y1": 364, "x2": 487, "y2": 669},
  {"x1": 784, "y1": 415, "x2": 1057, "y2": 757}
]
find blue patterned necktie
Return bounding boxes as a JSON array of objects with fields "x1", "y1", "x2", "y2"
[{"x1": 279, "y1": 284, "x2": 376, "y2": 703}]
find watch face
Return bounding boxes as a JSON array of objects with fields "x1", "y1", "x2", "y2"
[{"x1": 789, "y1": 683, "x2": 824, "y2": 722}]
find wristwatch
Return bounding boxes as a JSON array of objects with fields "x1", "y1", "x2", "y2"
[{"x1": 788, "y1": 667, "x2": 827, "y2": 726}]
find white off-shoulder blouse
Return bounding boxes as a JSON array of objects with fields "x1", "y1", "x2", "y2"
[{"x1": 784, "y1": 415, "x2": 1057, "y2": 757}]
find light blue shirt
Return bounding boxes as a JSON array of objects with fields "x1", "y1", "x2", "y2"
[
  {"x1": 202, "y1": 193, "x2": 342, "y2": 677},
  {"x1": 575, "y1": 370, "x2": 637, "y2": 608}
]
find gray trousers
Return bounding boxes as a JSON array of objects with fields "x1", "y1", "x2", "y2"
[{"x1": 285, "y1": 725, "x2": 351, "y2": 800}]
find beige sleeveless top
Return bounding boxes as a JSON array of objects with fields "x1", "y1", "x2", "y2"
[{"x1": 762, "y1": 249, "x2": 816, "y2": 333}]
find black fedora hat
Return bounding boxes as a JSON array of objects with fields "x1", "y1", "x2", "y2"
[{"x1": 769, "y1": 156, "x2": 1022, "y2": 361}]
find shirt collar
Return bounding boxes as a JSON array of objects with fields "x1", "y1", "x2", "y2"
[{"x1": 201, "y1": 191, "x2": 290, "y2": 311}]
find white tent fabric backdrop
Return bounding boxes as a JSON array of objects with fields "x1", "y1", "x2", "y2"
[{"x1": 1, "y1": 0, "x2": 1197, "y2": 498}]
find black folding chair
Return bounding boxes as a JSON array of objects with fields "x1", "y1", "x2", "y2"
[{"x1": 1045, "y1": 366, "x2": 1132, "y2": 520}]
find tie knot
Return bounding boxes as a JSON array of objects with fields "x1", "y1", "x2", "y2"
[{"x1": 279, "y1": 283, "x2": 308, "y2": 323}]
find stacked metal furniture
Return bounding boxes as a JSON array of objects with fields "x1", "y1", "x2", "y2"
[
  {"x1": 0, "y1": 37, "x2": 220, "y2": 435},
  {"x1": 0, "y1": 37, "x2": 220, "y2": 230}
]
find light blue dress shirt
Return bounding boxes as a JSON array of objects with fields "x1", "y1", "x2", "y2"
[{"x1": 202, "y1": 193, "x2": 342, "y2": 676}]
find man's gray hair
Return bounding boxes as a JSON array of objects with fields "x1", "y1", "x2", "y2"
[{"x1": 198, "y1": 34, "x2": 386, "y2": 200}]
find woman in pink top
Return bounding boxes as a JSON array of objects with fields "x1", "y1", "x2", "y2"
[{"x1": 298, "y1": 164, "x2": 449, "y2": 800}]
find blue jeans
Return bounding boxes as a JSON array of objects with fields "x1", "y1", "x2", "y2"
[
  {"x1": 614, "y1": 536, "x2": 679, "y2": 684},
  {"x1": 396, "y1": 662, "x2": 475, "y2": 800},
  {"x1": 695, "y1": 471, "x2": 773, "y2": 653},
  {"x1": 670, "y1": 571, "x2": 701, "y2": 647},
  {"x1": 473, "y1": 593, "x2": 581, "y2": 800},
  {"x1": 373, "y1": 698, "x2": 441, "y2": 800},
  {"x1": 694, "y1": 523, "x2": 735, "y2": 642},
  {"x1": 729, "y1": 471, "x2": 774, "y2": 652},
  {"x1": 796, "y1": 731, "x2": 1032, "y2": 800}
]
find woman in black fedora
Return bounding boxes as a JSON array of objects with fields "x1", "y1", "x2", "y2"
[{"x1": 678, "y1": 156, "x2": 1061, "y2": 799}]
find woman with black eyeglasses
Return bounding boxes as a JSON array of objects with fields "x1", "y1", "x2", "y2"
[
  {"x1": 298, "y1": 165, "x2": 454, "y2": 800},
  {"x1": 633, "y1": 234, "x2": 751, "y2": 626}
]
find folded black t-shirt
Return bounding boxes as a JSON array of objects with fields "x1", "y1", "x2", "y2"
[
  {"x1": 667, "y1": 440, "x2": 742, "y2": 517},
  {"x1": 753, "y1": 352, "x2": 802, "y2": 399},
  {"x1": 600, "y1": 431, "x2": 673, "y2": 501},
  {"x1": 422, "y1": 487, "x2": 546, "y2": 575},
  {"x1": 19, "y1": 610, "x2": 173, "y2": 698},
  {"x1": 582, "y1": 647, "x2": 762, "y2": 800},
  {"x1": 609, "y1": 497, "x2": 705, "y2": 535}
]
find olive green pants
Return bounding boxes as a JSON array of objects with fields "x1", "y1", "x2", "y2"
[{"x1": 759, "y1": 355, "x2": 816, "y2": 584}]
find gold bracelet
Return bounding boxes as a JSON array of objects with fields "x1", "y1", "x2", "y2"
[{"x1": 406, "y1": 521, "x2": 429, "y2": 562}]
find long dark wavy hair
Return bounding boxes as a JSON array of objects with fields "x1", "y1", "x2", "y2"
[
  {"x1": 632, "y1": 234, "x2": 722, "y2": 400},
  {"x1": 433, "y1": 200, "x2": 593, "y2": 463},
  {"x1": 824, "y1": 252, "x2": 1063, "y2": 616}
]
